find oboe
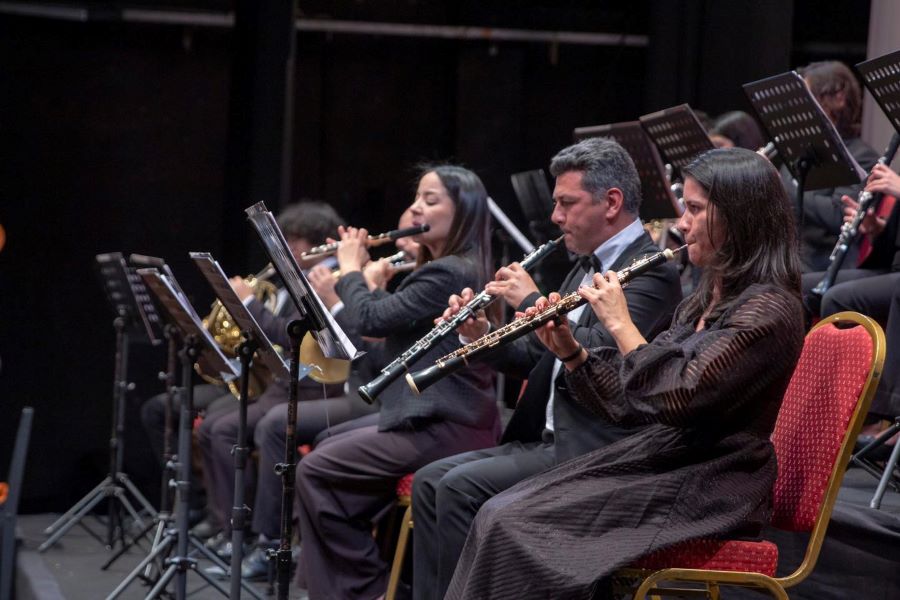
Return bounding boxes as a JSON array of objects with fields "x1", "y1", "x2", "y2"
[
  {"x1": 406, "y1": 245, "x2": 685, "y2": 395},
  {"x1": 357, "y1": 234, "x2": 564, "y2": 403},
  {"x1": 809, "y1": 132, "x2": 900, "y2": 300}
]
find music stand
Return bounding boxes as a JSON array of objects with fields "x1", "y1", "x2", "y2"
[
  {"x1": 39, "y1": 253, "x2": 160, "y2": 554},
  {"x1": 856, "y1": 49, "x2": 900, "y2": 137},
  {"x1": 638, "y1": 104, "x2": 715, "y2": 183},
  {"x1": 106, "y1": 269, "x2": 262, "y2": 600},
  {"x1": 245, "y1": 201, "x2": 360, "y2": 600},
  {"x1": 510, "y1": 169, "x2": 559, "y2": 244},
  {"x1": 191, "y1": 251, "x2": 312, "y2": 599},
  {"x1": 743, "y1": 71, "x2": 866, "y2": 213},
  {"x1": 99, "y1": 254, "x2": 181, "y2": 573},
  {"x1": 574, "y1": 121, "x2": 680, "y2": 220}
]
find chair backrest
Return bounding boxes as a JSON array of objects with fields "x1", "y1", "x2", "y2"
[{"x1": 768, "y1": 312, "x2": 884, "y2": 587}]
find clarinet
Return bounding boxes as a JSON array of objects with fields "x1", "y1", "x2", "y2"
[
  {"x1": 357, "y1": 234, "x2": 564, "y2": 403},
  {"x1": 406, "y1": 245, "x2": 685, "y2": 396},
  {"x1": 810, "y1": 132, "x2": 900, "y2": 299}
]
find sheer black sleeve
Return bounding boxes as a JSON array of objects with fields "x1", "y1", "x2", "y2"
[{"x1": 565, "y1": 286, "x2": 804, "y2": 428}]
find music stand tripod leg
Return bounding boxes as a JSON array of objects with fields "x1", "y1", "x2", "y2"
[
  {"x1": 40, "y1": 317, "x2": 157, "y2": 553},
  {"x1": 37, "y1": 483, "x2": 109, "y2": 552}
]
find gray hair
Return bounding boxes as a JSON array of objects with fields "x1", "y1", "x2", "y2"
[{"x1": 549, "y1": 137, "x2": 642, "y2": 215}]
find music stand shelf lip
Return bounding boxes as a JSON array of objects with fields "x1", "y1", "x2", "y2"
[
  {"x1": 137, "y1": 268, "x2": 240, "y2": 382},
  {"x1": 189, "y1": 251, "x2": 313, "y2": 383},
  {"x1": 743, "y1": 70, "x2": 866, "y2": 191},
  {"x1": 244, "y1": 201, "x2": 362, "y2": 363}
]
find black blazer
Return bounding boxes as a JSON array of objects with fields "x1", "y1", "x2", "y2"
[
  {"x1": 335, "y1": 253, "x2": 498, "y2": 432},
  {"x1": 499, "y1": 230, "x2": 683, "y2": 462}
]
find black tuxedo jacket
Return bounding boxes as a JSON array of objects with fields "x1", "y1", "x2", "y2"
[{"x1": 498, "y1": 231, "x2": 683, "y2": 462}]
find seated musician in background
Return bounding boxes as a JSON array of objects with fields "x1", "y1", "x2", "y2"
[
  {"x1": 445, "y1": 147, "x2": 805, "y2": 600},
  {"x1": 815, "y1": 162, "x2": 900, "y2": 443},
  {"x1": 196, "y1": 201, "x2": 346, "y2": 557},
  {"x1": 234, "y1": 211, "x2": 419, "y2": 580},
  {"x1": 709, "y1": 110, "x2": 767, "y2": 150},
  {"x1": 293, "y1": 165, "x2": 500, "y2": 600},
  {"x1": 411, "y1": 137, "x2": 682, "y2": 600},
  {"x1": 782, "y1": 60, "x2": 879, "y2": 273}
]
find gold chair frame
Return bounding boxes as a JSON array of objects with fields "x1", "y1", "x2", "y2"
[
  {"x1": 626, "y1": 311, "x2": 885, "y2": 599},
  {"x1": 385, "y1": 488, "x2": 413, "y2": 600}
]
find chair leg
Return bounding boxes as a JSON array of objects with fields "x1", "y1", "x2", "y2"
[{"x1": 385, "y1": 505, "x2": 413, "y2": 600}]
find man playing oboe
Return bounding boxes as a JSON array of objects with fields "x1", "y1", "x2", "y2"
[{"x1": 411, "y1": 137, "x2": 683, "y2": 600}]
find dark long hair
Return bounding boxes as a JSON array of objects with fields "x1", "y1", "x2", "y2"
[
  {"x1": 799, "y1": 61, "x2": 862, "y2": 138},
  {"x1": 415, "y1": 164, "x2": 493, "y2": 285},
  {"x1": 678, "y1": 148, "x2": 801, "y2": 324}
]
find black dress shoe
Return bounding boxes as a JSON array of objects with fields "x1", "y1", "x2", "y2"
[
  {"x1": 241, "y1": 544, "x2": 275, "y2": 580},
  {"x1": 190, "y1": 517, "x2": 219, "y2": 540}
]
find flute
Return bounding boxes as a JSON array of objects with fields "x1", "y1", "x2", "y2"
[
  {"x1": 406, "y1": 245, "x2": 685, "y2": 395},
  {"x1": 300, "y1": 224, "x2": 430, "y2": 260},
  {"x1": 357, "y1": 235, "x2": 564, "y2": 403}
]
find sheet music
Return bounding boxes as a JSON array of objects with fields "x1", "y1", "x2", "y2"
[
  {"x1": 138, "y1": 268, "x2": 240, "y2": 381},
  {"x1": 244, "y1": 202, "x2": 361, "y2": 361}
]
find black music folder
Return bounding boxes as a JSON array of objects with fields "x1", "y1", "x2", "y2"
[
  {"x1": 574, "y1": 121, "x2": 680, "y2": 219},
  {"x1": 743, "y1": 71, "x2": 866, "y2": 191}
]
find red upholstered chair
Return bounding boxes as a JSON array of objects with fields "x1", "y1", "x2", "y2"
[
  {"x1": 621, "y1": 311, "x2": 885, "y2": 600},
  {"x1": 385, "y1": 473, "x2": 415, "y2": 600}
]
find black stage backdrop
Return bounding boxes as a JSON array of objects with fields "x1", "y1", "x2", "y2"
[{"x1": 0, "y1": 0, "x2": 848, "y2": 512}]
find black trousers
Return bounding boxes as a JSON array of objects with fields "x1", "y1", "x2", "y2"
[
  {"x1": 140, "y1": 384, "x2": 234, "y2": 510},
  {"x1": 251, "y1": 393, "x2": 378, "y2": 539},
  {"x1": 412, "y1": 439, "x2": 556, "y2": 600},
  {"x1": 294, "y1": 415, "x2": 499, "y2": 600}
]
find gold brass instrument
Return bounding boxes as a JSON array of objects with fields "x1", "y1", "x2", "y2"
[
  {"x1": 299, "y1": 224, "x2": 429, "y2": 261},
  {"x1": 406, "y1": 245, "x2": 686, "y2": 395},
  {"x1": 201, "y1": 264, "x2": 279, "y2": 398}
]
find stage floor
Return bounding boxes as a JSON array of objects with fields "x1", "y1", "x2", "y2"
[{"x1": 12, "y1": 467, "x2": 900, "y2": 599}]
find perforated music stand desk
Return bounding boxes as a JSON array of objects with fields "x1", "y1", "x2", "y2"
[
  {"x1": 96, "y1": 252, "x2": 164, "y2": 346},
  {"x1": 574, "y1": 121, "x2": 680, "y2": 219},
  {"x1": 189, "y1": 251, "x2": 312, "y2": 383},
  {"x1": 638, "y1": 104, "x2": 715, "y2": 180},
  {"x1": 743, "y1": 71, "x2": 866, "y2": 191},
  {"x1": 245, "y1": 201, "x2": 360, "y2": 362},
  {"x1": 856, "y1": 50, "x2": 900, "y2": 136}
]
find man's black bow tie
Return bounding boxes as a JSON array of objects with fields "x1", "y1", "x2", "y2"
[{"x1": 577, "y1": 254, "x2": 603, "y2": 275}]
